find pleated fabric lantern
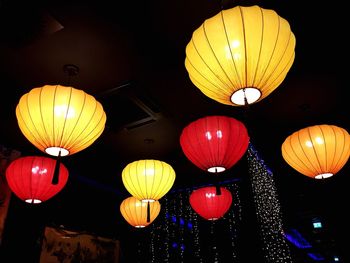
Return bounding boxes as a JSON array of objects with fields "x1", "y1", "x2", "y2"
[
  {"x1": 16, "y1": 84, "x2": 106, "y2": 157},
  {"x1": 5, "y1": 156, "x2": 69, "y2": 203},
  {"x1": 189, "y1": 186, "x2": 232, "y2": 220},
  {"x1": 120, "y1": 196, "x2": 161, "y2": 228},
  {"x1": 180, "y1": 115, "x2": 249, "y2": 173},
  {"x1": 185, "y1": 5, "x2": 296, "y2": 106},
  {"x1": 281, "y1": 124, "x2": 350, "y2": 179},
  {"x1": 122, "y1": 159, "x2": 176, "y2": 202}
]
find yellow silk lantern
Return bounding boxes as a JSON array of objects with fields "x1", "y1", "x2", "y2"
[
  {"x1": 122, "y1": 159, "x2": 176, "y2": 202},
  {"x1": 282, "y1": 124, "x2": 350, "y2": 179},
  {"x1": 16, "y1": 85, "x2": 106, "y2": 157},
  {"x1": 185, "y1": 5, "x2": 296, "y2": 106}
]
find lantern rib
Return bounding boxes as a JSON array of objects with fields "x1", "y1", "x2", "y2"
[
  {"x1": 55, "y1": 86, "x2": 72, "y2": 149},
  {"x1": 285, "y1": 135, "x2": 311, "y2": 176},
  {"x1": 253, "y1": 14, "x2": 280, "y2": 93},
  {"x1": 20, "y1": 92, "x2": 47, "y2": 151},
  {"x1": 123, "y1": 163, "x2": 138, "y2": 199},
  {"x1": 186, "y1": 124, "x2": 205, "y2": 170},
  {"x1": 63, "y1": 93, "x2": 93, "y2": 153},
  {"x1": 320, "y1": 126, "x2": 329, "y2": 173},
  {"x1": 16, "y1": 158, "x2": 27, "y2": 201},
  {"x1": 306, "y1": 127, "x2": 323, "y2": 176},
  {"x1": 259, "y1": 18, "x2": 294, "y2": 93},
  {"x1": 31, "y1": 157, "x2": 44, "y2": 202},
  {"x1": 131, "y1": 199, "x2": 141, "y2": 227},
  {"x1": 250, "y1": 7, "x2": 264, "y2": 89},
  {"x1": 70, "y1": 112, "x2": 105, "y2": 153},
  {"x1": 39, "y1": 87, "x2": 52, "y2": 148},
  {"x1": 202, "y1": 19, "x2": 237, "y2": 92},
  {"x1": 239, "y1": 6, "x2": 249, "y2": 89},
  {"x1": 331, "y1": 126, "x2": 346, "y2": 173},
  {"x1": 131, "y1": 164, "x2": 142, "y2": 199},
  {"x1": 40, "y1": 160, "x2": 58, "y2": 201},
  {"x1": 206, "y1": 117, "x2": 217, "y2": 170},
  {"x1": 152, "y1": 161, "x2": 164, "y2": 200},
  {"x1": 189, "y1": 29, "x2": 233, "y2": 96},
  {"x1": 144, "y1": 160, "x2": 150, "y2": 200},
  {"x1": 221, "y1": 10, "x2": 243, "y2": 88},
  {"x1": 186, "y1": 58, "x2": 229, "y2": 100},
  {"x1": 58, "y1": 86, "x2": 75, "y2": 151}
]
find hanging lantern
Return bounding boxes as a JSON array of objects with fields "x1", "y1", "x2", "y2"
[
  {"x1": 180, "y1": 115, "x2": 249, "y2": 173},
  {"x1": 281, "y1": 124, "x2": 350, "y2": 179},
  {"x1": 189, "y1": 186, "x2": 232, "y2": 220},
  {"x1": 120, "y1": 196, "x2": 161, "y2": 228},
  {"x1": 185, "y1": 5, "x2": 296, "y2": 106},
  {"x1": 16, "y1": 84, "x2": 106, "y2": 157},
  {"x1": 5, "y1": 156, "x2": 69, "y2": 203},
  {"x1": 121, "y1": 159, "x2": 176, "y2": 202}
]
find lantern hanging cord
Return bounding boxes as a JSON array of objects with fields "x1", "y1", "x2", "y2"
[
  {"x1": 52, "y1": 150, "x2": 62, "y2": 185},
  {"x1": 214, "y1": 168, "x2": 222, "y2": 195},
  {"x1": 147, "y1": 201, "x2": 151, "y2": 223}
]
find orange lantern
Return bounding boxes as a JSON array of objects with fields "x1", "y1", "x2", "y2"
[
  {"x1": 120, "y1": 196, "x2": 161, "y2": 228},
  {"x1": 281, "y1": 124, "x2": 350, "y2": 179}
]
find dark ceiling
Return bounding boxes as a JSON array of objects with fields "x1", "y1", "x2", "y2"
[{"x1": 0, "y1": 0, "x2": 349, "y2": 261}]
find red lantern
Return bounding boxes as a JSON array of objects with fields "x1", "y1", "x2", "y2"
[
  {"x1": 5, "y1": 156, "x2": 69, "y2": 204},
  {"x1": 180, "y1": 115, "x2": 249, "y2": 173},
  {"x1": 189, "y1": 186, "x2": 232, "y2": 220}
]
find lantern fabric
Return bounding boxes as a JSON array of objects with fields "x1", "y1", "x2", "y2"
[
  {"x1": 5, "y1": 156, "x2": 69, "y2": 203},
  {"x1": 120, "y1": 196, "x2": 161, "y2": 228},
  {"x1": 185, "y1": 5, "x2": 296, "y2": 106},
  {"x1": 121, "y1": 159, "x2": 176, "y2": 202},
  {"x1": 180, "y1": 115, "x2": 249, "y2": 173},
  {"x1": 16, "y1": 85, "x2": 106, "y2": 157},
  {"x1": 189, "y1": 186, "x2": 232, "y2": 220},
  {"x1": 281, "y1": 124, "x2": 350, "y2": 179}
]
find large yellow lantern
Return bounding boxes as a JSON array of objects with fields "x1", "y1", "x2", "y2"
[
  {"x1": 120, "y1": 196, "x2": 161, "y2": 228},
  {"x1": 281, "y1": 124, "x2": 350, "y2": 179},
  {"x1": 185, "y1": 5, "x2": 296, "y2": 106},
  {"x1": 16, "y1": 85, "x2": 106, "y2": 157},
  {"x1": 121, "y1": 159, "x2": 176, "y2": 202}
]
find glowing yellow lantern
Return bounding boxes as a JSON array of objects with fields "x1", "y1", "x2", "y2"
[
  {"x1": 16, "y1": 85, "x2": 106, "y2": 157},
  {"x1": 121, "y1": 159, "x2": 176, "y2": 202},
  {"x1": 281, "y1": 124, "x2": 350, "y2": 179},
  {"x1": 185, "y1": 5, "x2": 296, "y2": 106},
  {"x1": 120, "y1": 196, "x2": 161, "y2": 228}
]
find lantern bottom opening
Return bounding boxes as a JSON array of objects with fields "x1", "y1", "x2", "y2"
[
  {"x1": 45, "y1": 146, "x2": 69, "y2": 157},
  {"x1": 231, "y1": 87, "x2": 261, "y2": 105},
  {"x1": 315, "y1": 173, "x2": 333, "y2": 179},
  {"x1": 208, "y1": 166, "x2": 225, "y2": 173},
  {"x1": 25, "y1": 198, "x2": 42, "y2": 204}
]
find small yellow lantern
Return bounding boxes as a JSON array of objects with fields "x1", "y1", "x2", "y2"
[{"x1": 121, "y1": 159, "x2": 176, "y2": 202}]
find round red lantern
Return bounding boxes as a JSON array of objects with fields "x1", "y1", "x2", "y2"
[
  {"x1": 180, "y1": 115, "x2": 249, "y2": 173},
  {"x1": 5, "y1": 156, "x2": 69, "y2": 204},
  {"x1": 189, "y1": 186, "x2": 232, "y2": 220}
]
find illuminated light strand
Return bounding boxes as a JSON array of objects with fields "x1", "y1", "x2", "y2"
[
  {"x1": 247, "y1": 143, "x2": 293, "y2": 263},
  {"x1": 178, "y1": 191, "x2": 185, "y2": 262},
  {"x1": 226, "y1": 183, "x2": 241, "y2": 261}
]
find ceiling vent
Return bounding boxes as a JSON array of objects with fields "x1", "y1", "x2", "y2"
[{"x1": 98, "y1": 83, "x2": 162, "y2": 132}]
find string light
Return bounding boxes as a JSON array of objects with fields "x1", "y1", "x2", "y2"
[
  {"x1": 226, "y1": 183, "x2": 241, "y2": 261},
  {"x1": 247, "y1": 143, "x2": 293, "y2": 263}
]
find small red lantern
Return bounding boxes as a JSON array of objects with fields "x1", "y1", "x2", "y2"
[
  {"x1": 189, "y1": 186, "x2": 232, "y2": 220},
  {"x1": 180, "y1": 115, "x2": 249, "y2": 173},
  {"x1": 5, "y1": 156, "x2": 69, "y2": 204}
]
